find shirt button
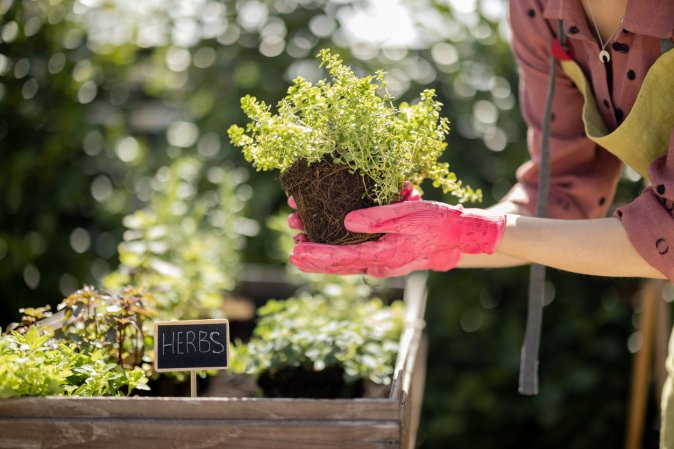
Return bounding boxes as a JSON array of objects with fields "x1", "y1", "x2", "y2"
[
  {"x1": 569, "y1": 26, "x2": 579, "y2": 34},
  {"x1": 656, "y1": 238, "x2": 669, "y2": 255},
  {"x1": 627, "y1": 70, "x2": 636, "y2": 80},
  {"x1": 612, "y1": 42, "x2": 629, "y2": 53}
]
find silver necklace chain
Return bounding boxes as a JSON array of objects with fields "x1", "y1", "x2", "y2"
[{"x1": 585, "y1": 1, "x2": 625, "y2": 63}]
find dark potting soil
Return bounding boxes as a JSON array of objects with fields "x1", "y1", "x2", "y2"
[
  {"x1": 257, "y1": 365, "x2": 364, "y2": 399},
  {"x1": 280, "y1": 158, "x2": 384, "y2": 245},
  {"x1": 145, "y1": 370, "x2": 386, "y2": 399}
]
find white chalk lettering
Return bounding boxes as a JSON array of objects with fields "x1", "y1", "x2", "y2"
[
  {"x1": 186, "y1": 331, "x2": 197, "y2": 353},
  {"x1": 211, "y1": 331, "x2": 225, "y2": 354},
  {"x1": 176, "y1": 331, "x2": 184, "y2": 355},
  {"x1": 161, "y1": 331, "x2": 174, "y2": 356},
  {"x1": 199, "y1": 330, "x2": 210, "y2": 352}
]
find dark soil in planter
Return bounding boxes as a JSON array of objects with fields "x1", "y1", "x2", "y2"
[
  {"x1": 280, "y1": 158, "x2": 384, "y2": 245},
  {"x1": 257, "y1": 365, "x2": 364, "y2": 398},
  {"x1": 141, "y1": 373, "x2": 212, "y2": 397}
]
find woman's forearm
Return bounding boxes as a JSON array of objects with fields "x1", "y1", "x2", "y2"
[
  {"x1": 496, "y1": 215, "x2": 665, "y2": 279},
  {"x1": 457, "y1": 252, "x2": 528, "y2": 268}
]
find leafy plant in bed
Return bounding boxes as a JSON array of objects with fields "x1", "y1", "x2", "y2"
[
  {"x1": 232, "y1": 292, "x2": 404, "y2": 398},
  {"x1": 228, "y1": 49, "x2": 480, "y2": 245},
  {"x1": 0, "y1": 287, "x2": 153, "y2": 398}
]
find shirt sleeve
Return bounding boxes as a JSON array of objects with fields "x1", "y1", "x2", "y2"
[
  {"x1": 504, "y1": 0, "x2": 624, "y2": 219},
  {"x1": 615, "y1": 130, "x2": 674, "y2": 281}
]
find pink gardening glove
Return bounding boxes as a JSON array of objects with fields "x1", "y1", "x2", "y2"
[
  {"x1": 287, "y1": 181, "x2": 421, "y2": 242},
  {"x1": 289, "y1": 201, "x2": 506, "y2": 278}
]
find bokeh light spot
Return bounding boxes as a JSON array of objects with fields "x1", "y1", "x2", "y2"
[
  {"x1": 1, "y1": 21, "x2": 19, "y2": 43},
  {"x1": 166, "y1": 47, "x2": 191, "y2": 72},
  {"x1": 22, "y1": 78, "x2": 39, "y2": 100},
  {"x1": 91, "y1": 174, "x2": 113, "y2": 202},
  {"x1": 460, "y1": 308, "x2": 484, "y2": 333},
  {"x1": 167, "y1": 121, "x2": 199, "y2": 148},
  {"x1": 13, "y1": 58, "x2": 30, "y2": 79},
  {"x1": 627, "y1": 331, "x2": 643, "y2": 354},
  {"x1": 25, "y1": 232, "x2": 46, "y2": 256},
  {"x1": 193, "y1": 47, "x2": 216, "y2": 69},
  {"x1": 197, "y1": 132, "x2": 221, "y2": 158},
  {"x1": 70, "y1": 227, "x2": 91, "y2": 254},
  {"x1": 260, "y1": 36, "x2": 285, "y2": 57},
  {"x1": 309, "y1": 15, "x2": 336, "y2": 38},
  {"x1": 59, "y1": 273, "x2": 79, "y2": 297},
  {"x1": 77, "y1": 80, "x2": 98, "y2": 104},
  {"x1": 116, "y1": 136, "x2": 140, "y2": 162},
  {"x1": 48, "y1": 52, "x2": 66, "y2": 74},
  {"x1": 83, "y1": 130, "x2": 104, "y2": 156},
  {"x1": 23, "y1": 264, "x2": 40, "y2": 290}
]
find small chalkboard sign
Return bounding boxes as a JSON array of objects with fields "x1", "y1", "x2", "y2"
[{"x1": 154, "y1": 319, "x2": 230, "y2": 373}]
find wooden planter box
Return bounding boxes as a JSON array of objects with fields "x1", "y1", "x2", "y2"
[{"x1": 0, "y1": 272, "x2": 428, "y2": 449}]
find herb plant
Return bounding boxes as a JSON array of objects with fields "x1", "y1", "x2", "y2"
[
  {"x1": 232, "y1": 293, "x2": 404, "y2": 386},
  {"x1": 0, "y1": 326, "x2": 149, "y2": 398},
  {"x1": 58, "y1": 285, "x2": 154, "y2": 369},
  {"x1": 228, "y1": 48, "x2": 480, "y2": 206},
  {"x1": 1, "y1": 285, "x2": 154, "y2": 397}
]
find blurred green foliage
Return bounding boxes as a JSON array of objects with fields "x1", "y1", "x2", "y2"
[
  {"x1": 0, "y1": 0, "x2": 656, "y2": 447},
  {"x1": 103, "y1": 156, "x2": 247, "y2": 320}
]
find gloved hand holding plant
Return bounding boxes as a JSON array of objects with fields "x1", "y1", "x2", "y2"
[{"x1": 290, "y1": 200, "x2": 506, "y2": 278}]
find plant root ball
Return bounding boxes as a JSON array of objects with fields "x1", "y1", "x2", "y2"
[{"x1": 280, "y1": 158, "x2": 383, "y2": 245}]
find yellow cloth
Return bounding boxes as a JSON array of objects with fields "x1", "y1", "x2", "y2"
[
  {"x1": 559, "y1": 48, "x2": 674, "y2": 180},
  {"x1": 559, "y1": 49, "x2": 674, "y2": 447}
]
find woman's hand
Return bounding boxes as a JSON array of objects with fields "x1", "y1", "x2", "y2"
[{"x1": 289, "y1": 200, "x2": 506, "y2": 278}]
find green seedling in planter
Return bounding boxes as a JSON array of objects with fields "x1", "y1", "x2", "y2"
[
  {"x1": 231, "y1": 293, "x2": 404, "y2": 398},
  {"x1": 0, "y1": 326, "x2": 149, "y2": 397},
  {"x1": 228, "y1": 48, "x2": 480, "y2": 245}
]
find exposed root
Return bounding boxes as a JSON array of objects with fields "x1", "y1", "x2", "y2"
[{"x1": 280, "y1": 158, "x2": 382, "y2": 245}]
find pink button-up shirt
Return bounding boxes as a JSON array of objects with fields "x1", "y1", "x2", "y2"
[{"x1": 505, "y1": 0, "x2": 674, "y2": 280}]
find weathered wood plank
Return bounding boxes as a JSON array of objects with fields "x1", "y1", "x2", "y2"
[
  {"x1": 0, "y1": 397, "x2": 400, "y2": 421},
  {"x1": 0, "y1": 420, "x2": 400, "y2": 449},
  {"x1": 401, "y1": 337, "x2": 428, "y2": 449},
  {"x1": 390, "y1": 272, "x2": 427, "y2": 401}
]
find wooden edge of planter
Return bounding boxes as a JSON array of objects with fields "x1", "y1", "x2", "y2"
[
  {"x1": 390, "y1": 271, "x2": 428, "y2": 401},
  {"x1": 0, "y1": 396, "x2": 400, "y2": 421}
]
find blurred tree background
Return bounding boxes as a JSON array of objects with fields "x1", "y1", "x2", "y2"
[{"x1": 0, "y1": 0, "x2": 665, "y2": 447}]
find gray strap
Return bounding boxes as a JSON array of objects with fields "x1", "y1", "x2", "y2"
[
  {"x1": 661, "y1": 37, "x2": 674, "y2": 53},
  {"x1": 518, "y1": 20, "x2": 566, "y2": 396}
]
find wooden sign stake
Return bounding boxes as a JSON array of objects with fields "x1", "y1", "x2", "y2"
[{"x1": 190, "y1": 370, "x2": 197, "y2": 398}]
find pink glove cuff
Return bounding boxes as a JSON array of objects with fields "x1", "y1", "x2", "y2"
[{"x1": 457, "y1": 211, "x2": 507, "y2": 255}]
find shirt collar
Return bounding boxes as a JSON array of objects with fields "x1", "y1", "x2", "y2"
[{"x1": 543, "y1": 0, "x2": 674, "y2": 40}]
